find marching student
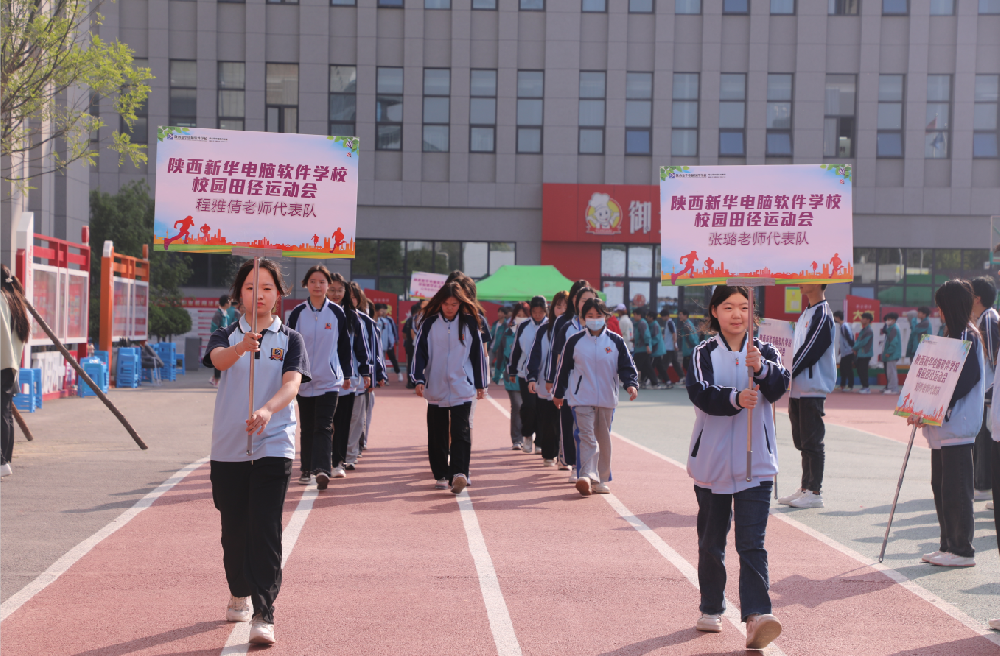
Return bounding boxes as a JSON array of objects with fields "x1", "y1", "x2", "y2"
[
  {"x1": 346, "y1": 284, "x2": 386, "y2": 470},
  {"x1": 833, "y1": 310, "x2": 855, "y2": 392},
  {"x1": 632, "y1": 307, "x2": 658, "y2": 389},
  {"x1": 287, "y1": 265, "x2": 356, "y2": 486},
  {"x1": 880, "y1": 312, "x2": 902, "y2": 395},
  {"x1": 677, "y1": 308, "x2": 698, "y2": 375},
  {"x1": 615, "y1": 304, "x2": 633, "y2": 352},
  {"x1": 779, "y1": 284, "x2": 836, "y2": 510},
  {"x1": 210, "y1": 295, "x2": 232, "y2": 388},
  {"x1": 403, "y1": 303, "x2": 422, "y2": 389},
  {"x1": 203, "y1": 258, "x2": 311, "y2": 646},
  {"x1": 686, "y1": 285, "x2": 789, "y2": 650},
  {"x1": 910, "y1": 279, "x2": 984, "y2": 568},
  {"x1": 854, "y1": 312, "x2": 874, "y2": 394},
  {"x1": 906, "y1": 307, "x2": 932, "y2": 361},
  {"x1": 325, "y1": 274, "x2": 371, "y2": 485},
  {"x1": 971, "y1": 278, "x2": 999, "y2": 501},
  {"x1": 545, "y1": 282, "x2": 597, "y2": 480},
  {"x1": 1, "y1": 265, "x2": 28, "y2": 479},
  {"x1": 411, "y1": 281, "x2": 488, "y2": 493},
  {"x1": 376, "y1": 304, "x2": 402, "y2": 383},
  {"x1": 648, "y1": 308, "x2": 669, "y2": 389},
  {"x1": 448, "y1": 271, "x2": 493, "y2": 352},
  {"x1": 553, "y1": 297, "x2": 638, "y2": 496},
  {"x1": 527, "y1": 291, "x2": 569, "y2": 466},
  {"x1": 509, "y1": 296, "x2": 548, "y2": 454},
  {"x1": 660, "y1": 308, "x2": 681, "y2": 389},
  {"x1": 495, "y1": 302, "x2": 528, "y2": 448}
]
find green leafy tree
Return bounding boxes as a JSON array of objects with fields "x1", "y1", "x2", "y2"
[
  {"x1": 89, "y1": 180, "x2": 192, "y2": 339},
  {"x1": 2, "y1": 0, "x2": 152, "y2": 188}
]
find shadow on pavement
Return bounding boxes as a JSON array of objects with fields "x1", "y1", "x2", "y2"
[{"x1": 67, "y1": 620, "x2": 228, "y2": 656}]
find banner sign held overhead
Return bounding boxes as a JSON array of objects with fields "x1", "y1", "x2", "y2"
[
  {"x1": 893, "y1": 335, "x2": 971, "y2": 427},
  {"x1": 152, "y1": 127, "x2": 359, "y2": 259},
  {"x1": 409, "y1": 272, "x2": 448, "y2": 300},
  {"x1": 757, "y1": 318, "x2": 795, "y2": 366},
  {"x1": 659, "y1": 164, "x2": 853, "y2": 286}
]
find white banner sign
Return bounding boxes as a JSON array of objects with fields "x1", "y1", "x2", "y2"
[
  {"x1": 409, "y1": 271, "x2": 448, "y2": 300},
  {"x1": 758, "y1": 318, "x2": 795, "y2": 367},
  {"x1": 894, "y1": 335, "x2": 971, "y2": 427}
]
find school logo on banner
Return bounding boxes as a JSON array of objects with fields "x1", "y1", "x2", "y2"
[
  {"x1": 270, "y1": 348, "x2": 285, "y2": 361},
  {"x1": 585, "y1": 192, "x2": 622, "y2": 236}
]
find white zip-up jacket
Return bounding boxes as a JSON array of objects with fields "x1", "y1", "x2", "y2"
[
  {"x1": 790, "y1": 300, "x2": 836, "y2": 399},
  {"x1": 553, "y1": 326, "x2": 638, "y2": 408},
  {"x1": 546, "y1": 315, "x2": 585, "y2": 385},
  {"x1": 686, "y1": 335, "x2": 790, "y2": 495},
  {"x1": 339, "y1": 310, "x2": 371, "y2": 396},
  {"x1": 923, "y1": 329, "x2": 985, "y2": 448},
  {"x1": 287, "y1": 299, "x2": 358, "y2": 397},
  {"x1": 411, "y1": 312, "x2": 488, "y2": 407},
  {"x1": 359, "y1": 312, "x2": 387, "y2": 389},
  {"x1": 526, "y1": 322, "x2": 555, "y2": 401},
  {"x1": 508, "y1": 317, "x2": 546, "y2": 380}
]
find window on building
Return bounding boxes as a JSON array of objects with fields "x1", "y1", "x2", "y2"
[
  {"x1": 974, "y1": 74, "x2": 999, "y2": 158},
  {"x1": 766, "y1": 73, "x2": 792, "y2": 156},
  {"x1": 376, "y1": 67, "x2": 403, "y2": 150},
  {"x1": 771, "y1": 0, "x2": 794, "y2": 13},
  {"x1": 267, "y1": 0, "x2": 298, "y2": 4},
  {"x1": 981, "y1": 0, "x2": 1000, "y2": 14},
  {"x1": 675, "y1": 0, "x2": 700, "y2": 11},
  {"x1": 601, "y1": 244, "x2": 679, "y2": 314},
  {"x1": 629, "y1": 0, "x2": 653, "y2": 12},
  {"x1": 90, "y1": 94, "x2": 100, "y2": 142},
  {"x1": 266, "y1": 63, "x2": 298, "y2": 133},
  {"x1": 520, "y1": 0, "x2": 544, "y2": 9},
  {"x1": 579, "y1": 71, "x2": 606, "y2": 155},
  {"x1": 423, "y1": 69, "x2": 450, "y2": 152},
  {"x1": 672, "y1": 73, "x2": 699, "y2": 156},
  {"x1": 719, "y1": 73, "x2": 746, "y2": 157},
  {"x1": 625, "y1": 72, "x2": 653, "y2": 155},
  {"x1": 379, "y1": 0, "x2": 404, "y2": 7},
  {"x1": 823, "y1": 74, "x2": 856, "y2": 157},
  {"x1": 329, "y1": 66, "x2": 357, "y2": 137},
  {"x1": 470, "y1": 69, "x2": 497, "y2": 153},
  {"x1": 829, "y1": 0, "x2": 859, "y2": 14},
  {"x1": 883, "y1": 0, "x2": 907, "y2": 14},
  {"x1": 169, "y1": 60, "x2": 197, "y2": 128},
  {"x1": 517, "y1": 71, "x2": 544, "y2": 153},
  {"x1": 583, "y1": 0, "x2": 606, "y2": 10},
  {"x1": 121, "y1": 59, "x2": 148, "y2": 143},
  {"x1": 426, "y1": 0, "x2": 450, "y2": 8},
  {"x1": 926, "y1": 74, "x2": 951, "y2": 159},
  {"x1": 218, "y1": 62, "x2": 245, "y2": 131},
  {"x1": 877, "y1": 74, "x2": 904, "y2": 158},
  {"x1": 472, "y1": 0, "x2": 496, "y2": 7},
  {"x1": 723, "y1": 0, "x2": 748, "y2": 13},
  {"x1": 331, "y1": 0, "x2": 356, "y2": 5},
  {"x1": 930, "y1": 0, "x2": 953, "y2": 14}
]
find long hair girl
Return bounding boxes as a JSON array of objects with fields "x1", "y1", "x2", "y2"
[
  {"x1": 1, "y1": 265, "x2": 29, "y2": 343},
  {"x1": 423, "y1": 282, "x2": 482, "y2": 342}
]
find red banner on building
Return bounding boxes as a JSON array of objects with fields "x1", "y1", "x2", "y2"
[
  {"x1": 844, "y1": 295, "x2": 881, "y2": 322},
  {"x1": 542, "y1": 184, "x2": 660, "y2": 244}
]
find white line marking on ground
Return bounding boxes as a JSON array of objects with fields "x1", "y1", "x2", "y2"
[
  {"x1": 0, "y1": 456, "x2": 210, "y2": 622},
  {"x1": 610, "y1": 430, "x2": 1000, "y2": 647},
  {"x1": 220, "y1": 487, "x2": 318, "y2": 655},
  {"x1": 455, "y1": 489, "x2": 523, "y2": 656}
]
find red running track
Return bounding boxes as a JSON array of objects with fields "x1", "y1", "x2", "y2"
[{"x1": 2, "y1": 386, "x2": 997, "y2": 655}]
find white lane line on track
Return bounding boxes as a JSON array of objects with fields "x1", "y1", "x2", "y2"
[
  {"x1": 0, "y1": 455, "x2": 210, "y2": 623},
  {"x1": 610, "y1": 430, "x2": 1000, "y2": 648},
  {"x1": 220, "y1": 487, "x2": 318, "y2": 655}
]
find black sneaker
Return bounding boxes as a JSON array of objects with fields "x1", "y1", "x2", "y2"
[
  {"x1": 512, "y1": 442, "x2": 522, "y2": 450},
  {"x1": 297, "y1": 472, "x2": 311, "y2": 486},
  {"x1": 315, "y1": 472, "x2": 330, "y2": 490},
  {"x1": 344, "y1": 463, "x2": 356, "y2": 471}
]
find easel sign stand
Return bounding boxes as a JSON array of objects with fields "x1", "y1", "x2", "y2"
[{"x1": 232, "y1": 247, "x2": 283, "y2": 456}]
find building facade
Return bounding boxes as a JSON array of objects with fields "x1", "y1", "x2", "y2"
[{"x1": 10, "y1": 0, "x2": 1000, "y2": 309}]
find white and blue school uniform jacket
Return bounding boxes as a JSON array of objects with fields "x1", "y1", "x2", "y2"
[
  {"x1": 287, "y1": 298, "x2": 354, "y2": 397},
  {"x1": 377, "y1": 315, "x2": 397, "y2": 350},
  {"x1": 546, "y1": 315, "x2": 586, "y2": 386},
  {"x1": 203, "y1": 315, "x2": 311, "y2": 462},
  {"x1": 508, "y1": 317, "x2": 547, "y2": 380},
  {"x1": 790, "y1": 300, "x2": 836, "y2": 399},
  {"x1": 686, "y1": 335, "x2": 790, "y2": 494},
  {"x1": 411, "y1": 312, "x2": 488, "y2": 407},
  {"x1": 663, "y1": 318, "x2": 677, "y2": 352},
  {"x1": 340, "y1": 310, "x2": 372, "y2": 396},
  {"x1": 979, "y1": 308, "x2": 999, "y2": 403},
  {"x1": 923, "y1": 329, "x2": 985, "y2": 449},
  {"x1": 526, "y1": 321, "x2": 556, "y2": 401},
  {"x1": 359, "y1": 312, "x2": 387, "y2": 388},
  {"x1": 553, "y1": 327, "x2": 638, "y2": 409}
]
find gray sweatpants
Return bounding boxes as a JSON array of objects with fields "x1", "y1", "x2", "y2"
[
  {"x1": 364, "y1": 390, "x2": 374, "y2": 449},
  {"x1": 574, "y1": 405, "x2": 614, "y2": 483},
  {"x1": 507, "y1": 390, "x2": 523, "y2": 443},
  {"x1": 346, "y1": 392, "x2": 367, "y2": 465}
]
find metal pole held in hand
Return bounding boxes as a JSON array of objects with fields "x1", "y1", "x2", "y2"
[
  {"x1": 879, "y1": 423, "x2": 918, "y2": 563},
  {"x1": 247, "y1": 256, "x2": 259, "y2": 457},
  {"x1": 746, "y1": 286, "x2": 755, "y2": 483}
]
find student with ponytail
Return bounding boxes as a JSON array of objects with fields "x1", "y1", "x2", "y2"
[{"x1": 527, "y1": 291, "x2": 569, "y2": 466}]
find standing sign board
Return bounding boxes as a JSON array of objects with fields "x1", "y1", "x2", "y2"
[
  {"x1": 409, "y1": 272, "x2": 448, "y2": 300},
  {"x1": 757, "y1": 319, "x2": 794, "y2": 366},
  {"x1": 153, "y1": 127, "x2": 359, "y2": 258},
  {"x1": 894, "y1": 335, "x2": 971, "y2": 427},
  {"x1": 660, "y1": 164, "x2": 853, "y2": 286}
]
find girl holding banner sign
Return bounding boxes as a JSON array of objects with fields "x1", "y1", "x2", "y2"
[
  {"x1": 907, "y1": 280, "x2": 985, "y2": 568},
  {"x1": 686, "y1": 285, "x2": 789, "y2": 650}
]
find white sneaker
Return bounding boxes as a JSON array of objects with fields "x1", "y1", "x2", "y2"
[
  {"x1": 451, "y1": 474, "x2": 468, "y2": 495},
  {"x1": 512, "y1": 442, "x2": 522, "y2": 451},
  {"x1": 989, "y1": 618, "x2": 1000, "y2": 630},
  {"x1": 535, "y1": 445, "x2": 543, "y2": 455},
  {"x1": 225, "y1": 595, "x2": 252, "y2": 622},
  {"x1": 921, "y1": 550, "x2": 943, "y2": 563},
  {"x1": 0, "y1": 462, "x2": 11, "y2": 478},
  {"x1": 576, "y1": 478, "x2": 592, "y2": 496},
  {"x1": 568, "y1": 473, "x2": 579, "y2": 483},
  {"x1": 858, "y1": 388, "x2": 872, "y2": 394},
  {"x1": 975, "y1": 489, "x2": 993, "y2": 501},
  {"x1": 434, "y1": 478, "x2": 449, "y2": 490},
  {"x1": 248, "y1": 614, "x2": 275, "y2": 645},
  {"x1": 592, "y1": 482, "x2": 610, "y2": 494},
  {"x1": 988, "y1": 500, "x2": 995, "y2": 511},
  {"x1": 777, "y1": 489, "x2": 805, "y2": 505},
  {"x1": 333, "y1": 466, "x2": 347, "y2": 479},
  {"x1": 543, "y1": 459, "x2": 556, "y2": 467},
  {"x1": 522, "y1": 437, "x2": 533, "y2": 453},
  {"x1": 745, "y1": 614, "x2": 782, "y2": 649},
  {"x1": 557, "y1": 462, "x2": 571, "y2": 471},
  {"x1": 928, "y1": 552, "x2": 976, "y2": 567},
  {"x1": 883, "y1": 389, "x2": 897, "y2": 395},
  {"x1": 398, "y1": 372, "x2": 405, "y2": 383},
  {"x1": 696, "y1": 613, "x2": 722, "y2": 633},
  {"x1": 788, "y1": 491, "x2": 824, "y2": 508}
]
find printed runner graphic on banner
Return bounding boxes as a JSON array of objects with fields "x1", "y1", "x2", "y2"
[
  {"x1": 893, "y1": 334, "x2": 971, "y2": 427},
  {"x1": 659, "y1": 164, "x2": 853, "y2": 286},
  {"x1": 152, "y1": 127, "x2": 359, "y2": 259}
]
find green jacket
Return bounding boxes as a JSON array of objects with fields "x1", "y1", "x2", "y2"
[
  {"x1": 907, "y1": 318, "x2": 931, "y2": 359},
  {"x1": 677, "y1": 319, "x2": 698, "y2": 358},
  {"x1": 493, "y1": 324, "x2": 521, "y2": 392},
  {"x1": 882, "y1": 323, "x2": 901, "y2": 362}
]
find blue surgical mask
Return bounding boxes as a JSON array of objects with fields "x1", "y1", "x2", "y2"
[{"x1": 585, "y1": 318, "x2": 606, "y2": 331}]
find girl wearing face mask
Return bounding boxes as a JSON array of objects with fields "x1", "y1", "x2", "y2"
[
  {"x1": 553, "y1": 298, "x2": 638, "y2": 496},
  {"x1": 508, "y1": 296, "x2": 548, "y2": 454},
  {"x1": 494, "y1": 302, "x2": 529, "y2": 448},
  {"x1": 527, "y1": 291, "x2": 569, "y2": 466}
]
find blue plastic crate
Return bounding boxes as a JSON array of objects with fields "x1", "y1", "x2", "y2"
[
  {"x1": 79, "y1": 360, "x2": 109, "y2": 397},
  {"x1": 175, "y1": 353, "x2": 186, "y2": 375},
  {"x1": 115, "y1": 348, "x2": 141, "y2": 389},
  {"x1": 13, "y1": 368, "x2": 40, "y2": 412}
]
